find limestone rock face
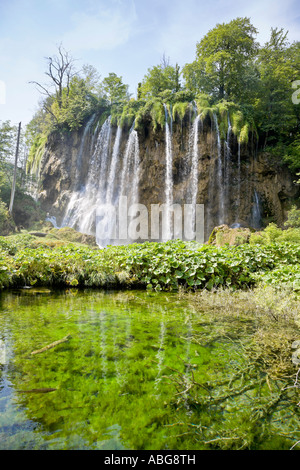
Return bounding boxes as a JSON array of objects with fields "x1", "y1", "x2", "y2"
[{"x1": 35, "y1": 113, "x2": 299, "y2": 241}]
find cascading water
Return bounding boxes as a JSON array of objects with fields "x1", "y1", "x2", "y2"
[
  {"x1": 61, "y1": 114, "x2": 99, "y2": 230},
  {"x1": 251, "y1": 189, "x2": 261, "y2": 229},
  {"x1": 58, "y1": 113, "x2": 143, "y2": 247},
  {"x1": 163, "y1": 104, "x2": 173, "y2": 240},
  {"x1": 224, "y1": 114, "x2": 232, "y2": 222},
  {"x1": 213, "y1": 113, "x2": 225, "y2": 225},
  {"x1": 45, "y1": 105, "x2": 264, "y2": 246},
  {"x1": 74, "y1": 114, "x2": 97, "y2": 191},
  {"x1": 106, "y1": 126, "x2": 122, "y2": 205},
  {"x1": 236, "y1": 140, "x2": 241, "y2": 222},
  {"x1": 119, "y1": 123, "x2": 139, "y2": 205},
  {"x1": 189, "y1": 114, "x2": 201, "y2": 231},
  {"x1": 130, "y1": 130, "x2": 140, "y2": 208},
  {"x1": 62, "y1": 116, "x2": 112, "y2": 235}
]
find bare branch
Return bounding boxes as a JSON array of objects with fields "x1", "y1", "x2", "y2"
[{"x1": 30, "y1": 44, "x2": 78, "y2": 110}]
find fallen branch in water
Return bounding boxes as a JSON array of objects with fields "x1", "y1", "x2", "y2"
[
  {"x1": 18, "y1": 388, "x2": 57, "y2": 393},
  {"x1": 31, "y1": 334, "x2": 71, "y2": 355}
]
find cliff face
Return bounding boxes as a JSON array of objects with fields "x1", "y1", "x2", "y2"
[{"x1": 36, "y1": 112, "x2": 299, "y2": 241}]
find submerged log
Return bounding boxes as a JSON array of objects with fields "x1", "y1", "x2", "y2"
[
  {"x1": 18, "y1": 388, "x2": 57, "y2": 393},
  {"x1": 31, "y1": 334, "x2": 71, "y2": 355}
]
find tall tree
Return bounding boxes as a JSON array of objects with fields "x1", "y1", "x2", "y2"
[
  {"x1": 139, "y1": 62, "x2": 181, "y2": 99},
  {"x1": 101, "y1": 73, "x2": 130, "y2": 105},
  {"x1": 30, "y1": 44, "x2": 77, "y2": 108},
  {"x1": 256, "y1": 28, "x2": 300, "y2": 145},
  {"x1": 183, "y1": 17, "x2": 259, "y2": 103},
  {"x1": 9, "y1": 122, "x2": 21, "y2": 214},
  {"x1": 0, "y1": 120, "x2": 15, "y2": 168},
  {"x1": 30, "y1": 44, "x2": 78, "y2": 126}
]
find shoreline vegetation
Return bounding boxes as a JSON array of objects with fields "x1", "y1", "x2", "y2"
[
  {"x1": 0, "y1": 226, "x2": 300, "y2": 450},
  {"x1": 0, "y1": 225, "x2": 300, "y2": 450},
  {"x1": 2, "y1": 223, "x2": 300, "y2": 293}
]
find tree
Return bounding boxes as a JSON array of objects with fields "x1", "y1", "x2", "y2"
[
  {"x1": 183, "y1": 18, "x2": 259, "y2": 103},
  {"x1": 139, "y1": 61, "x2": 181, "y2": 99},
  {"x1": 30, "y1": 46, "x2": 106, "y2": 132},
  {"x1": 0, "y1": 120, "x2": 15, "y2": 167},
  {"x1": 255, "y1": 28, "x2": 300, "y2": 144},
  {"x1": 30, "y1": 44, "x2": 77, "y2": 108},
  {"x1": 51, "y1": 76, "x2": 99, "y2": 130},
  {"x1": 9, "y1": 122, "x2": 21, "y2": 214},
  {"x1": 81, "y1": 64, "x2": 101, "y2": 94},
  {"x1": 101, "y1": 73, "x2": 130, "y2": 105},
  {"x1": 30, "y1": 44, "x2": 78, "y2": 127}
]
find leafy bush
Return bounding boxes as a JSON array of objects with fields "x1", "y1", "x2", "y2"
[
  {"x1": 250, "y1": 222, "x2": 300, "y2": 245},
  {"x1": 0, "y1": 200, "x2": 15, "y2": 235},
  {"x1": 284, "y1": 205, "x2": 300, "y2": 228}
]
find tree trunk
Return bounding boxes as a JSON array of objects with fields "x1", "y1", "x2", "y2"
[{"x1": 9, "y1": 121, "x2": 21, "y2": 214}]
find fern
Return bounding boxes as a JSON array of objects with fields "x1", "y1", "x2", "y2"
[{"x1": 172, "y1": 101, "x2": 190, "y2": 121}]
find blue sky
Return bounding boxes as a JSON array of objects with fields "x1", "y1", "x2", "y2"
[{"x1": 0, "y1": 0, "x2": 299, "y2": 126}]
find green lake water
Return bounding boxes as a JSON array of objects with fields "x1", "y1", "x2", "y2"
[{"x1": 0, "y1": 289, "x2": 298, "y2": 450}]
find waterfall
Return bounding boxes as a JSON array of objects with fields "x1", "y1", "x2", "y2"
[
  {"x1": 62, "y1": 116, "x2": 112, "y2": 234},
  {"x1": 81, "y1": 116, "x2": 113, "y2": 238},
  {"x1": 119, "y1": 125, "x2": 139, "y2": 205},
  {"x1": 251, "y1": 190, "x2": 261, "y2": 229},
  {"x1": 96, "y1": 124, "x2": 122, "y2": 246},
  {"x1": 74, "y1": 114, "x2": 96, "y2": 191},
  {"x1": 213, "y1": 113, "x2": 224, "y2": 225},
  {"x1": 190, "y1": 114, "x2": 201, "y2": 230},
  {"x1": 224, "y1": 114, "x2": 232, "y2": 222},
  {"x1": 131, "y1": 130, "x2": 140, "y2": 208},
  {"x1": 106, "y1": 126, "x2": 122, "y2": 205},
  {"x1": 163, "y1": 104, "x2": 173, "y2": 240},
  {"x1": 236, "y1": 140, "x2": 241, "y2": 222}
]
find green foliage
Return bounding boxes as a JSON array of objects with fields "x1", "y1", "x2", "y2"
[
  {"x1": 0, "y1": 200, "x2": 15, "y2": 235},
  {"x1": 0, "y1": 169, "x2": 45, "y2": 230},
  {"x1": 119, "y1": 99, "x2": 143, "y2": 128},
  {"x1": 139, "y1": 63, "x2": 181, "y2": 99},
  {"x1": 101, "y1": 73, "x2": 131, "y2": 105},
  {"x1": 255, "y1": 28, "x2": 300, "y2": 144},
  {"x1": 135, "y1": 98, "x2": 166, "y2": 132},
  {"x1": 0, "y1": 236, "x2": 296, "y2": 292},
  {"x1": 25, "y1": 18, "x2": 300, "y2": 182},
  {"x1": 172, "y1": 101, "x2": 191, "y2": 121},
  {"x1": 0, "y1": 120, "x2": 16, "y2": 164},
  {"x1": 250, "y1": 222, "x2": 300, "y2": 245},
  {"x1": 26, "y1": 134, "x2": 47, "y2": 175},
  {"x1": 193, "y1": 17, "x2": 259, "y2": 103},
  {"x1": 282, "y1": 138, "x2": 300, "y2": 172},
  {"x1": 284, "y1": 205, "x2": 300, "y2": 228}
]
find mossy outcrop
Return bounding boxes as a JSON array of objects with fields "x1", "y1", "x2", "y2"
[{"x1": 208, "y1": 224, "x2": 252, "y2": 246}]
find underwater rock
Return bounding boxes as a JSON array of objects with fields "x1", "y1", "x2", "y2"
[{"x1": 291, "y1": 340, "x2": 300, "y2": 365}]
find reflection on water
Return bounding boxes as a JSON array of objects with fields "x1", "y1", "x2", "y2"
[{"x1": 0, "y1": 289, "x2": 297, "y2": 450}]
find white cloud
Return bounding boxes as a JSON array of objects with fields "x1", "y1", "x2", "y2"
[{"x1": 62, "y1": 0, "x2": 137, "y2": 52}]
